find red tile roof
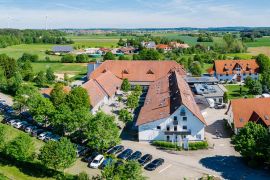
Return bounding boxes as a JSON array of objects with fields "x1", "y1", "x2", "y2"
[
  {"x1": 136, "y1": 71, "x2": 206, "y2": 126},
  {"x1": 156, "y1": 44, "x2": 170, "y2": 49},
  {"x1": 82, "y1": 71, "x2": 122, "y2": 108},
  {"x1": 213, "y1": 60, "x2": 259, "y2": 75},
  {"x1": 89, "y1": 60, "x2": 186, "y2": 82},
  {"x1": 227, "y1": 98, "x2": 270, "y2": 128}
]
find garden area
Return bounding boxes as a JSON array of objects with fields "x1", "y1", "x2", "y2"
[{"x1": 224, "y1": 85, "x2": 254, "y2": 99}]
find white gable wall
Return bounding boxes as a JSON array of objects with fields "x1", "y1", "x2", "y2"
[{"x1": 138, "y1": 105, "x2": 205, "y2": 142}]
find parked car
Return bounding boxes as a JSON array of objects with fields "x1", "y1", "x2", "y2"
[
  {"x1": 144, "y1": 158, "x2": 164, "y2": 171},
  {"x1": 50, "y1": 135, "x2": 61, "y2": 142},
  {"x1": 138, "y1": 154, "x2": 153, "y2": 166},
  {"x1": 117, "y1": 149, "x2": 133, "y2": 160},
  {"x1": 89, "y1": 155, "x2": 104, "y2": 168},
  {"x1": 114, "y1": 160, "x2": 124, "y2": 168},
  {"x1": 76, "y1": 145, "x2": 90, "y2": 157},
  {"x1": 44, "y1": 133, "x2": 55, "y2": 142},
  {"x1": 31, "y1": 129, "x2": 44, "y2": 137},
  {"x1": 2, "y1": 117, "x2": 12, "y2": 124},
  {"x1": 7, "y1": 119, "x2": 18, "y2": 126},
  {"x1": 38, "y1": 132, "x2": 52, "y2": 140},
  {"x1": 215, "y1": 103, "x2": 226, "y2": 109},
  {"x1": 25, "y1": 126, "x2": 37, "y2": 133},
  {"x1": 14, "y1": 121, "x2": 27, "y2": 129},
  {"x1": 19, "y1": 121, "x2": 30, "y2": 130},
  {"x1": 82, "y1": 151, "x2": 99, "y2": 162},
  {"x1": 100, "y1": 158, "x2": 114, "y2": 169},
  {"x1": 127, "y1": 151, "x2": 142, "y2": 161},
  {"x1": 106, "y1": 145, "x2": 124, "y2": 155}
]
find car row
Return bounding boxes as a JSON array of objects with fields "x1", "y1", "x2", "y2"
[{"x1": 83, "y1": 145, "x2": 164, "y2": 171}]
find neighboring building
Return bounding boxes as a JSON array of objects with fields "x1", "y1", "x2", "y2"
[
  {"x1": 118, "y1": 47, "x2": 137, "y2": 55},
  {"x1": 88, "y1": 60, "x2": 186, "y2": 89},
  {"x1": 136, "y1": 71, "x2": 206, "y2": 142},
  {"x1": 185, "y1": 76, "x2": 219, "y2": 85},
  {"x1": 40, "y1": 86, "x2": 71, "y2": 98},
  {"x1": 156, "y1": 44, "x2": 172, "y2": 52},
  {"x1": 52, "y1": 46, "x2": 74, "y2": 54},
  {"x1": 169, "y1": 42, "x2": 190, "y2": 49},
  {"x1": 194, "y1": 84, "x2": 225, "y2": 104},
  {"x1": 141, "y1": 41, "x2": 156, "y2": 49},
  {"x1": 208, "y1": 60, "x2": 259, "y2": 82},
  {"x1": 226, "y1": 98, "x2": 270, "y2": 134}
]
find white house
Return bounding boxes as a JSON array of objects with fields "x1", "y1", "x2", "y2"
[
  {"x1": 136, "y1": 71, "x2": 206, "y2": 142},
  {"x1": 208, "y1": 60, "x2": 259, "y2": 82}
]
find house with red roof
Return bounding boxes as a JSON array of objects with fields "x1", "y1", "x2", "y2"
[
  {"x1": 156, "y1": 44, "x2": 172, "y2": 52},
  {"x1": 208, "y1": 60, "x2": 259, "y2": 82},
  {"x1": 226, "y1": 98, "x2": 270, "y2": 134},
  {"x1": 136, "y1": 70, "x2": 206, "y2": 142}
]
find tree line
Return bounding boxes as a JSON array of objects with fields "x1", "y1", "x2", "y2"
[{"x1": 0, "y1": 29, "x2": 73, "y2": 48}]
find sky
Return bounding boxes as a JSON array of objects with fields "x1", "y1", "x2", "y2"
[{"x1": 0, "y1": 0, "x2": 270, "y2": 29}]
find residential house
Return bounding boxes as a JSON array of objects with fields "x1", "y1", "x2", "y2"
[
  {"x1": 118, "y1": 47, "x2": 137, "y2": 55},
  {"x1": 208, "y1": 60, "x2": 259, "y2": 82},
  {"x1": 136, "y1": 71, "x2": 206, "y2": 142},
  {"x1": 226, "y1": 98, "x2": 270, "y2": 134},
  {"x1": 141, "y1": 41, "x2": 156, "y2": 49},
  {"x1": 169, "y1": 42, "x2": 190, "y2": 49},
  {"x1": 156, "y1": 44, "x2": 172, "y2": 52},
  {"x1": 52, "y1": 46, "x2": 74, "y2": 54}
]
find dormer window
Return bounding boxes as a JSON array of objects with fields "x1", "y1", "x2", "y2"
[
  {"x1": 180, "y1": 108, "x2": 186, "y2": 116},
  {"x1": 102, "y1": 69, "x2": 107, "y2": 73},
  {"x1": 147, "y1": 69, "x2": 154, "y2": 74},
  {"x1": 122, "y1": 69, "x2": 129, "y2": 74}
]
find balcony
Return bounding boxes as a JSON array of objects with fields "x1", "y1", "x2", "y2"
[{"x1": 164, "y1": 129, "x2": 191, "y2": 135}]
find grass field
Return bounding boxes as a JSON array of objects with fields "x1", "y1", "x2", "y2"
[
  {"x1": 225, "y1": 84, "x2": 254, "y2": 99},
  {"x1": 226, "y1": 53, "x2": 254, "y2": 59},
  {"x1": 245, "y1": 37, "x2": 270, "y2": 47},
  {"x1": 247, "y1": 46, "x2": 270, "y2": 57},
  {"x1": 32, "y1": 62, "x2": 87, "y2": 74},
  {"x1": 0, "y1": 44, "x2": 61, "y2": 61}
]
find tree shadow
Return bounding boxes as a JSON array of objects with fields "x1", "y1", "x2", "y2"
[
  {"x1": 0, "y1": 153, "x2": 75, "y2": 179},
  {"x1": 199, "y1": 155, "x2": 270, "y2": 180}
]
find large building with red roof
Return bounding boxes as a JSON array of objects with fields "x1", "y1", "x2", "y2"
[
  {"x1": 137, "y1": 70, "x2": 206, "y2": 141},
  {"x1": 226, "y1": 98, "x2": 270, "y2": 134},
  {"x1": 208, "y1": 60, "x2": 259, "y2": 82}
]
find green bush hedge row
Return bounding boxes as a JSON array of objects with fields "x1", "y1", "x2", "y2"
[{"x1": 152, "y1": 141, "x2": 208, "y2": 151}]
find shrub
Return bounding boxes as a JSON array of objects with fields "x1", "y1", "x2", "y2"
[
  {"x1": 152, "y1": 141, "x2": 181, "y2": 151},
  {"x1": 188, "y1": 141, "x2": 208, "y2": 150}
]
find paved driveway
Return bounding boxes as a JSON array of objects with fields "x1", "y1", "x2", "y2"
[
  {"x1": 0, "y1": 92, "x2": 13, "y2": 106},
  {"x1": 121, "y1": 108, "x2": 270, "y2": 180}
]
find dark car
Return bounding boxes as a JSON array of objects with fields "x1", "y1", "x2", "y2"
[
  {"x1": 117, "y1": 149, "x2": 133, "y2": 160},
  {"x1": 106, "y1": 145, "x2": 124, "y2": 155},
  {"x1": 138, "y1": 154, "x2": 153, "y2": 166},
  {"x1": 82, "y1": 151, "x2": 99, "y2": 162},
  {"x1": 144, "y1": 158, "x2": 164, "y2": 171},
  {"x1": 2, "y1": 117, "x2": 12, "y2": 124},
  {"x1": 19, "y1": 122, "x2": 30, "y2": 130},
  {"x1": 127, "y1": 151, "x2": 142, "y2": 161},
  {"x1": 100, "y1": 158, "x2": 114, "y2": 169},
  {"x1": 31, "y1": 129, "x2": 44, "y2": 137}
]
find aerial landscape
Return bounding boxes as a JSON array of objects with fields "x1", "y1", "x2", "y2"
[{"x1": 1, "y1": 0, "x2": 270, "y2": 180}]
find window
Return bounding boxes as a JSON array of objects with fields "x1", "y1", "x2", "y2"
[
  {"x1": 174, "y1": 126, "x2": 177, "y2": 131},
  {"x1": 183, "y1": 117, "x2": 187, "y2": 121},
  {"x1": 166, "y1": 126, "x2": 170, "y2": 131},
  {"x1": 180, "y1": 109, "x2": 186, "y2": 116},
  {"x1": 226, "y1": 73, "x2": 229, "y2": 76},
  {"x1": 174, "y1": 116, "x2": 177, "y2": 121},
  {"x1": 156, "y1": 126, "x2": 161, "y2": 130},
  {"x1": 183, "y1": 125, "x2": 187, "y2": 130},
  {"x1": 196, "y1": 134, "x2": 201, "y2": 140},
  {"x1": 166, "y1": 136, "x2": 170, "y2": 142}
]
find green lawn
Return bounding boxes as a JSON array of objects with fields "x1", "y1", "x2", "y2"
[
  {"x1": 32, "y1": 62, "x2": 87, "y2": 75},
  {"x1": 224, "y1": 85, "x2": 254, "y2": 99},
  {"x1": 225, "y1": 53, "x2": 254, "y2": 59},
  {"x1": 0, "y1": 44, "x2": 62, "y2": 61},
  {"x1": 245, "y1": 37, "x2": 270, "y2": 47}
]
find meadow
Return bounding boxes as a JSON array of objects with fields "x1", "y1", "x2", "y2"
[{"x1": 245, "y1": 37, "x2": 270, "y2": 47}]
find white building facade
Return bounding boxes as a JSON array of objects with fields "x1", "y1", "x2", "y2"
[{"x1": 138, "y1": 105, "x2": 205, "y2": 142}]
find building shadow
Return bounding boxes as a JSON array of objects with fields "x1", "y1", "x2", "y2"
[
  {"x1": 199, "y1": 155, "x2": 270, "y2": 180},
  {"x1": 205, "y1": 119, "x2": 232, "y2": 138}
]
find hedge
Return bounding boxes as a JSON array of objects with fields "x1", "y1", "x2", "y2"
[
  {"x1": 152, "y1": 141, "x2": 181, "y2": 151},
  {"x1": 152, "y1": 141, "x2": 208, "y2": 151},
  {"x1": 188, "y1": 141, "x2": 208, "y2": 150}
]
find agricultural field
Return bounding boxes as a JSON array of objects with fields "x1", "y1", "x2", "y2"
[
  {"x1": 245, "y1": 37, "x2": 270, "y2": 47},
  {"x1": 0, "y1": 44, "x2": 61, "y2": 61},
  {"x1": 247, "y1": 46, "x2": 270, "y2": 57}
]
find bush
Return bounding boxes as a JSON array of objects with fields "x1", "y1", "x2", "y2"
[
  {"x1": 61, "y1": 54, "x2": 75, "y2": 63},
  {"x1": 188, "y1": 141, "x2": 208, "y2": 150},
  {"x1": 152, "y1": 141, "x2": 181, "y2": 151}
]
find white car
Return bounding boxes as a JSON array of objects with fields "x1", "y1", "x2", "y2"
[
  {"x1": 89, "y1": 155, "x2": 104, "y2": 169},
  {"x1": 25, "y1": 126, "x2": 37, "y2": 133},
  {"x1": 10, "y1": 120, "x2": 20, "y2": 126},
  {"x1": 38, "y1": 132, "x2": 52, "y2": 140},
  {"x1": 13, "y1": 121, "x2": 24, "y2": 128},
  {"x1": 7, "y1": 119, "x2": 17, "y2": 125}
]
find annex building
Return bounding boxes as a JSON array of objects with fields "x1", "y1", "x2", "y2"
[
  {"x1": 226, "y1": 98, "x2": 270, "y2": 134},
  {"x1": 208, "y1": 60, "x2": 259, "y2": 82}
]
